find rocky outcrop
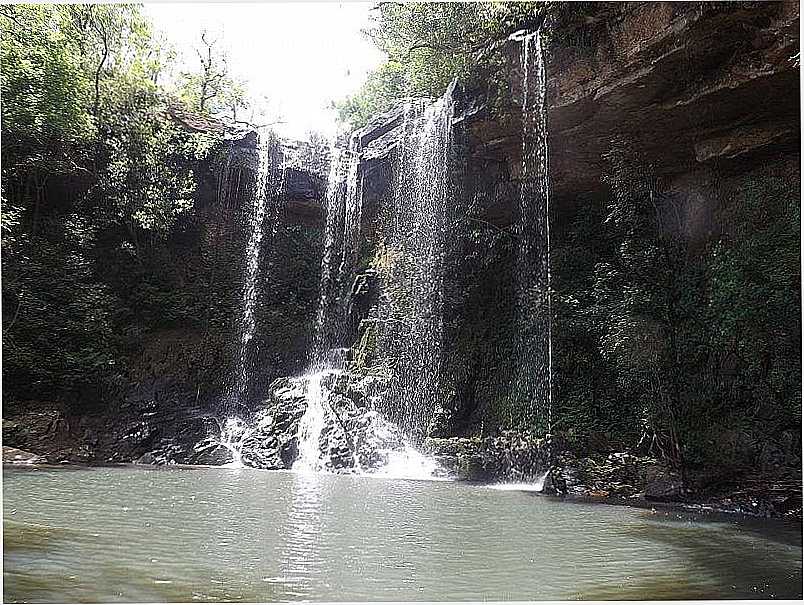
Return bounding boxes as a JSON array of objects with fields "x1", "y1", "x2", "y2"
[
  {"x1": 3, "y1": 446, "x2": 45, "y2": 465},
  {"x1": 175, "y1": 371, "x2": 435, "y2": 473},
  {"x1": 554, "y1": 451, "x2": 681, "y2": 500},
  {"x1": 425, "y1": 433, "x2": 550, "y2": 483},
  {"x1": 477, "y1": 1, "x2": 801, "y2": 203}
]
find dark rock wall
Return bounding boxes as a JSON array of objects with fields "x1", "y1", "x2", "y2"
[
  {"x1": 3, "y1": 128, "x2": 325, "y2": 462},
  {"x1": 346, "y1": 1, "x2": 800, "y2": 465},
  {"x1": 116, "y1": 135, "x2": 324, "y2": 412}
]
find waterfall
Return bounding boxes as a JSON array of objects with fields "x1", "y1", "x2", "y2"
[
  {"x1": 291, "y1": 371, "x2": 330, "y2": 473},
  {"x1": 291, "y1": 135, "x2": 363, "y2": 472},
  {"x1": 372, "y1": 87, "x2": 456, "y2": 444},
  {"x1": 310, "y1": 137, "x2": 363, "y2": 369},
  {"x1": 513, "y1": 30, "x2": 553, "y2": 435},
  {"x1": 290, "y1": 89, "x2": 456, "y2": 472},
  {"x1": 208, "y1": 94, "x2": 455, "y2": 477},
  {"x1": 228, "y1": 133, "x2": 283, "y2": 409}
]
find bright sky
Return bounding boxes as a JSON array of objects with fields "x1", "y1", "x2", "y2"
[{"x1": 145, "y1": 3, "x2": 386, "y2": 140}]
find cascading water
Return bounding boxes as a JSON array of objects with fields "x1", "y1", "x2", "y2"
[
  {"x1": 290, "y1": 137, "x2": 364, "y2": 473},
  {"x1": 289, "y1": 90, "x2": 456, "y2": 475},
  {"x1": 292, "y1": 372, "x2": 329, "y2": 473},
  {"x1": 209, "y1": 133, "x2": 283, "y2": 466},
  {"x1": 215, "y1": 417, "x2": 254, "y2": 468},
  {"x1": 206, "y1": 92, "x2": 456, "y2": 478},
  {"x1": 310, "y1": 137, "x2": 363, "y2": 369},
  {"x1": 229, "y1": 133, "x2": 284, "y2": 407},
  {"x1": 512, "y1": 29, "x2": 553, "y2": 438},
  {"x1": 371, "y1": 87, "x2": 456, "y2": 444}
]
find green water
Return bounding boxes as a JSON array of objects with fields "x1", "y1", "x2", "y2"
[{"x1": 3, "y1": 465, "x2": 801, "y2": 601}]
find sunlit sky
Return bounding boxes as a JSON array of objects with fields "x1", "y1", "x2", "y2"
[{"x1": 145, "y1": 3, "x2": 386, "y2": 140}]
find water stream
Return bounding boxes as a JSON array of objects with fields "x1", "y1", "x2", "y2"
[
  {"x1": 371, "y1": 88, "x2": 456, "y2": 444},
  {"x1": 513, "y1": 30, "x2": 553, "y2": 435},
  {"x1": 227, "y1": 133, "x2": 283, "y2": 410},
  {"x1": 310, "y1": 138, "x2": 363, "y2": 368},
  {"x1": 290, "y1": 372, "x2": 330, "y2": 474},
  {"x1": 214, "y1": 418, "x2": 254, "y2": 469},
  {"x1": 286, "y1": 137, "x2": 365, "y2": 474}
]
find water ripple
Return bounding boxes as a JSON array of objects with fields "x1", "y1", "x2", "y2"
[{"x1": 3, "y1": 465, "x2": 801, "y2": 602}]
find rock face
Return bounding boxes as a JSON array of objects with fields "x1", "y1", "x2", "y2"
[
  {"x1": 473, "y1": 1, "x2": 800, "y2": 202},
  {"x1": 341, "y1": 0, "x2": 800, "y2": 424},
  {"x1": 280, "y1": 1, "x2": 799, "y2": 516},
  {"x1": 3, "y1": 446, "x2": 45, "y2": 465},
  {"x1": 425, "y1": 434, "x2": 550, "y2": 483},
  {"x1": 183, "y1": 371, "x2": 441, "y2": 474},
  {"x1": 554, "y1": 451, "x2": 681, "y2": 500}
]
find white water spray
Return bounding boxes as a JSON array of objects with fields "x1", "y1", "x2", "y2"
[
  {"x1": 488, "y1": 469, "x2": 550, "y2": 492},
  {"x1": 372, "y1": 87, "x2": 456, "y2": 444},
  {"x1": 292, "y1": 372, "x2": 330, "y2": 473},
  {"x1": 513, "y1": 29, "x2": 553, "y2": 436},
  {"x1": 215, "y1": 417, "x2": 254, "y2": 468},
  {"x1": 310, "y1": 138, "x2": 363, "y2": 367}
]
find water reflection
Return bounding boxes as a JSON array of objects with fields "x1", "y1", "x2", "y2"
[
  {"x1": 276, "y1": 471, "x2": 333, "y2": 597},
  {"x1": 3, "y1": 465, "x2": 802, "y2": 602}
]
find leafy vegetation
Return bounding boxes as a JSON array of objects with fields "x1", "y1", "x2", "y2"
[
  {"x1": 334, "y1": 2, "x2": 620, "y2": 129},
  {"x1": 550, "y1": 154, "x2": 801, "y2": 475},
  {"x1": 335, "y1": 2, "x2": 544, "y2": 128},
  {"x1": 1, "y1": 5, "x2": 238, "y2": 404}
]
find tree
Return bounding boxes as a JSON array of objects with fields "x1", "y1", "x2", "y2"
[
  {"x1": 1, "y1": 4, "x2": 223, "y2": 403},
  {"x1": 336, "y1": 2, "x2": 543, "y2": 128},
  {"x1": 178, "y1": 30, "x2": 248, "y2": 121}
]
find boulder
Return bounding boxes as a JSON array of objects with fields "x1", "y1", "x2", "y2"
[
  {"x1": 2, "y1": 446, "x2": 45, "y2": 465},
  {"x1": 425, "y1": 433, "x2": 550, "y2": 483},
  {"x1": 644, "y1": 466, "x2": 684, "y2": 501}
]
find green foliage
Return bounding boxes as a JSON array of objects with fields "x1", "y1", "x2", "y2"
[
  {"x1": 335, "y1": 2, "x2": 635, "y2": 130},
  {"x1": 2, "y1": 215, "x2": 120, "y2": 397},
  {"x1": 550, "y1": 155, "x2": 801, "y2": 473},
  {"x1": 0, "y1": 5, "x2": 96, "y2": 178},
  {"x1": 336, "y1": 2, "x2": 543, "y2": 129},
  {"x1": 95, "y1": 93, "x2": 196, "y2": 237},
  {"x1": 335, "y1": 62, "x2": 407, "y2": 130},
  {"x1": 0, "y1": 4, "x2": 232, "y2": 402}
]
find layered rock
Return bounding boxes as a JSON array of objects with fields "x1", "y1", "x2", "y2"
[{"x1": 477, "y1": 1, "x2": 800, "y2": 203}]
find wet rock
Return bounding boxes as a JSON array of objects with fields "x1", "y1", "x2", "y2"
[
  {"x1": 3, "y1": 446, "x2": 45, "y2": 465},
  {"x1": 541, "y1": 467, "x2": 567, "y2": 495},
  {"x1": 644, "y1": 466, "x2": 684, "y2": 502},
  {"x1": 425, "y1": 432, "x2": 549, "y2": 483},
  {"x1": 184, "y1": 369, "x2": 442, "y2": 474},
  {"x1": 2, "y1": 408, "x2": 103, "y2": 464},
  {"x1": 187, "y1": 438, "x2": 234, "y2": 466},
  {"x1": 133, "y1": 452, "x2": 157, "y2": 465},
  {"x1": 552, "y1": 451, "x2": 669, "y2": 500}
]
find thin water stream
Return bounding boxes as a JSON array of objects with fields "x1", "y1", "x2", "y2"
[
  {"x1": 514, "y1": 29, "x2": 553, "y2": 434},
  {"x1": 372, "y1": 89, "x2": 455, "y2": 444},
  {"x1": 226, "y1": 134, "x2": 283, "y2": 409},
  {"x1": 4, "y1": 465, "x2": 801, "y2": 602}
]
